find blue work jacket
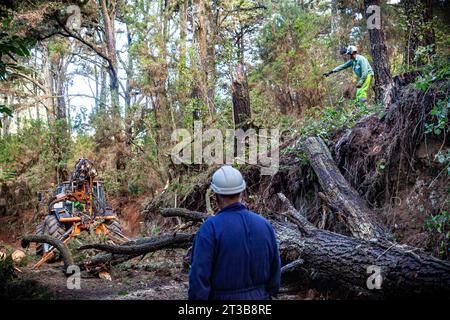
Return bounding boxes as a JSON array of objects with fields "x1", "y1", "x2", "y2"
[{"x1": 188, "y1": 202, "x2": 281, "y2": 300}]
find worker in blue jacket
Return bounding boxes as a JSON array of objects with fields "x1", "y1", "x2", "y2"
[{"x1": 188, "y1": 165, "x2": 281, "y2": 300}]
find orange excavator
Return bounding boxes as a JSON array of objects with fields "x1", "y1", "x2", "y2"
[{"x1": 34, "y1": 158, "x2": 129, "y2": 269}]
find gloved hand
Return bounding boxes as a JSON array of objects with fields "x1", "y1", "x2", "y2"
[
  {"x1": 356, "y1": 83, "x2": 362, "y2": 88},
  {"x1": 322, "y1": 71, "x2": 332, "y2": 78}
]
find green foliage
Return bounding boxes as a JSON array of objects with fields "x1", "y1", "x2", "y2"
[
  {"x1": 250, "y1": 0, "x2": 330, "y2": 119},
  {"x1": 415, "y1": 55, "x2": 450, "y2": 91},
  {"x1": 425, "y1": 99, "x2": 449, "y2": 136},
  {"x1": 149, "y1": 223, "x2": 160, "y2": 236},
  {"x1": 102, "y1": 169, "x2": 124, "y2": 195},
  {"x1": 0, "y1": 120, "x2": 48, "y2": 183},
  {"x1": 0, "y1": 247, "x2": 53, "y2": 299},
  {"x1": 68, "y1": 225, "x2": 111, "y2": 263},
  {"x1": 425, "y1": 210, "x2": 450, "y2": 259},
  {"x1": 125, "y1": 158, "x2": 147, "y2": 195},
  {"x1": 426, "y1": 210, "x2": 450, "y2": 234},
  {"x1": 0, "y1": 105, "x2": 13, "y2": 128},
  {"x1": 0, "y1": 249, "x2": 15, "y2": 286},
  {"x1": 0, "y1": 13, "x2": 34, "y2": 127},
  {"x1": 435, "y1": 150, "x2": 450, "y2": 176},
  {"x1": 376, "y1": 159, "x2": 386, "y2": 173},
  {"x1": 296, "y1": 102, "x2": 373, "y2": 141},
  {"x1": 414, "y1": 55, "x2": 449, "y2": 141}
]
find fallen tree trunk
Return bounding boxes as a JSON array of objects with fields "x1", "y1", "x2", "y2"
[
  {"x1": 78, "y1": 233, "x2": 194, "y2": 270},
  {"x1": 160, "y1": 208, "x2": 208, "y2": 222},
  {"x1": 276, "y1": 193, "x2": 450, "y2": 298},
  {"x1": 158, "y1": 203, "x2": 450, "y2": 298},
  {"x1": 302, "y1": 136, "x2": 389, "y2": 240},
  {"x1": 21, "y1": 235, "x2": 74, "y2": 273}
]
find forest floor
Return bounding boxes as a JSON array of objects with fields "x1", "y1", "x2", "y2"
[
  {"x1": 14, "y1": 263, "x2": 311, "y2": 300},
  {"x1": 16, "y1": 257, "x2": 189, "y2": 300}
]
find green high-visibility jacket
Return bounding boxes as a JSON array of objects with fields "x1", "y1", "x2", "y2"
[{"x1": 332, "y1": 54, "x2": 374, "y2": 86}]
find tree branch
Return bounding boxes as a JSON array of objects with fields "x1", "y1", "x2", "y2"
[
  {"x1": 277, "y1": 192, "x2": 316, "y2": 235},
  {"x1": 54, "y1": 14, "x2": 118, "y2": 86},
  {"x1": 21, "y1": 235, "x2": 73, "y2": 274},
  {"x1": 78, "y1": 233, "x2": 194, "y2": 255}
]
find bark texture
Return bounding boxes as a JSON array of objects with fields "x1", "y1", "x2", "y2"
[
  {"x1": 363, "y1": 0, "x2": 394, "y2": 105},
  {"x1": 160, "y1": 208, "x2": 208, "y2": 222},
  {"x1": 302, "y1": 136, "x2": 389, "y2": 240},
  {"x1": 231, "y1": 64, "x2": 252, "y2": 130},
  {"x1": 275, "y1": 193, "x2": 450, "y2": 298}
]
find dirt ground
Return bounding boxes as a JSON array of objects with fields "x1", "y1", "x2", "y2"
[
  {"x1": 12, "y1": 256, "x2": 308, "y2": 300},
  {"x1": 19, "y1": 264, "x2": 189, "y2": 300}
]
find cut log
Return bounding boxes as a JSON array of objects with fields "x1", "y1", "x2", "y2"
[
  {"x1": 21, "y1": 234, "x2": 74, "y2": 273},
  {"x1": 160, "y1": 208, "x2": 208, "y2": 222},
  {"x1": 275, "y1": 193, "x2": 450, "y2": 298},
  {"x1": 78, "y1": 233, "x2": 194, "y2": 270},
  {"x1": 302, "y1": 136, "x2": 389, "y2": 240}
]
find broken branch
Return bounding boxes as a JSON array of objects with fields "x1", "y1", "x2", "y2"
[{"x1": 21, "y1": 235, "x2": 74, "y2": 273}]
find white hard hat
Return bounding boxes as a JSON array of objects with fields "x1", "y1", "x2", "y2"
[
  {"x1": 210, "y1": 165, "x2": 246, "y2": 195},
  {"x1": 346, "y1": 45, "x2": 358, "y2": 54}
]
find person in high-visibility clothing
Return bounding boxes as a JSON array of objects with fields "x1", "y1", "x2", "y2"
[{"x1": 323, "y1": 45, "x2": 374, "y2": 105}]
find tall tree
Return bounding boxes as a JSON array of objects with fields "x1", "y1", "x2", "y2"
[
  {"x1": 363, "y1": 0, "x2": 394, "y2": 105},
  {"x1": 99, "y1": 0, "x2": 120, "y2": 115}
]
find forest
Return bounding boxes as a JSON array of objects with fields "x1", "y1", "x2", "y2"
[{"x1": 0, "y1": 0, "x2": 449, "y2": 301}]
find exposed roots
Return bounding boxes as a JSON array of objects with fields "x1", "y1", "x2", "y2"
[{"x1": 331, "y1": 79, "x2": 449, "y2": 212}]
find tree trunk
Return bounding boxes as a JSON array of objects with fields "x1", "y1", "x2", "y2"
[
  {"x1": 177, "y1": 0, "x2": 189, "y2": 116},
  {"x1": 99, "y1": 0, "x2": 121, "y2": 137},
  {"x1": 99, "y1": 0, "x2": 119, "y2": 111},
  {"x1": 124, "y1": 24, "x2": 134, "y2": 146},
  {"x1": 99, "y1": 0, "x2": 128, "y2": 190},
  {"x1": 150, "y1": 0, "x2": 173, "y2": 184},
  {"x1": 52, "y1": 48, "x2": 71, "y2": 182},
  {"x1": 363, "y1": 0, "x2": 394, "y2": 106},
  {"x1": 276, "y1": 221, "x2": 450, "y2": 298},
  {"x1": 2, "y1": 96, "x2": 10, "y2": 135},
  {"x1": 231, "y1": 64, "x2": 252, "y2": 130},
  {"x1": 41, "y1": 42, "x2": 54, "y2": 123},
  {"x1": 78, "y1": 233, "x2": 194, "y2": 255},
  {"x1": 302, "y1": 136, "x2": 389, "y2": 240},
  {"x1": 194, "y1": 0, "x2": 214, "y2": 116},
  {"x1": 206, "y1": 0, "x2": 217, "y2": 112}
]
